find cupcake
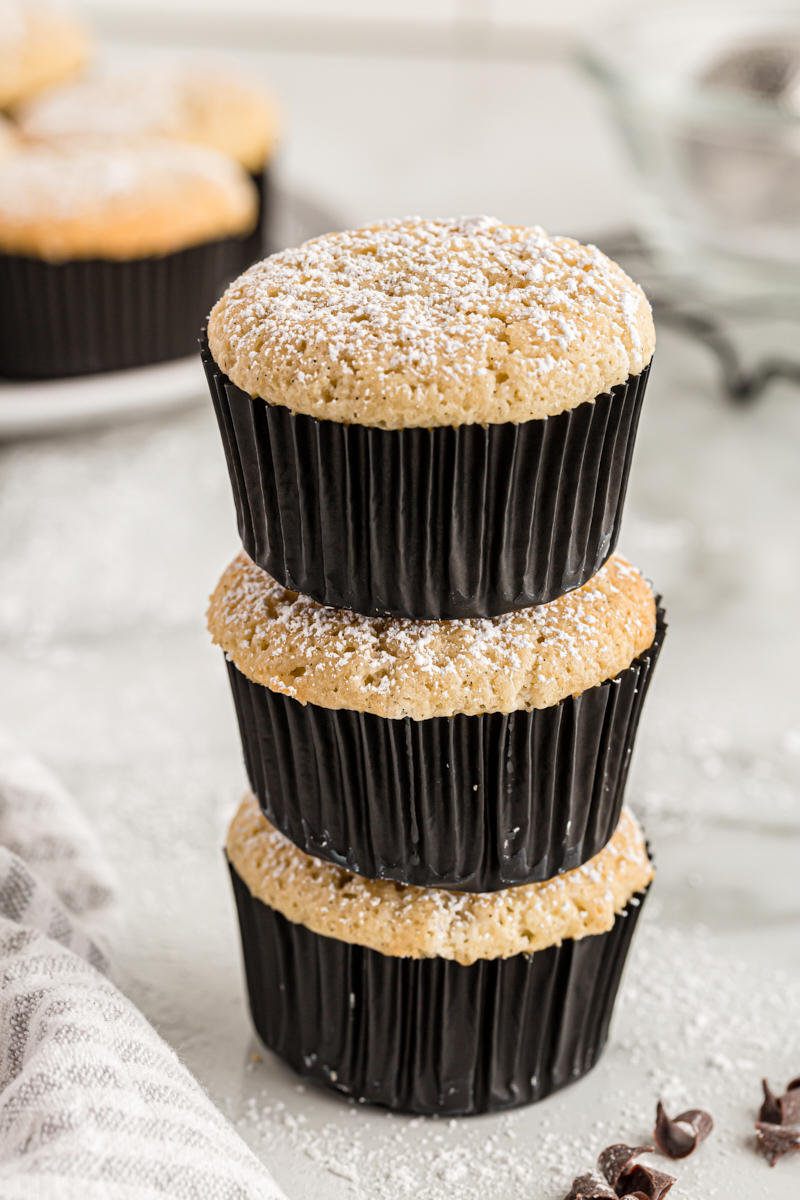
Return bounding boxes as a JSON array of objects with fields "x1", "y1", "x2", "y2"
[
  {"x1": 208, "y1": 550, "x2": 664, "y2": 891},
  {"x1": 227, "y1": 794, "x2": 653, "y2": 1115},
  {"x1": 16, "y1": 56, "x2": 280, "y2": 261},
  {"x1": 203, "y1": 216, "x2": 655, "y2": 620},
  {"x1": 0, "y1": 2, "x2": 90, "y2": 111},
  {"x1": 0, "y1": 139, "x2": 257, "y2": 379}
]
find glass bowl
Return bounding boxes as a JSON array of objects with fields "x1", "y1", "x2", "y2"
[{"x1": 583, "y1": 2, "x2": 800, "y2": 313}]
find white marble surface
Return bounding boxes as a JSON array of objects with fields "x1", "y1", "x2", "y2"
[{"x1": 0, "y1": 324, "x2": 798, "y2": 1199}]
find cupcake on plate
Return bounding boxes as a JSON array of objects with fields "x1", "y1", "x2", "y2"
[
  {"x1": 227, "y1": 794, "x2": 653, "y2": 1114},
  {"x1": 16, "y1": 56, "x2": 280, "y2": 261},
  {"x1": 203, "y1": 215, "x2": 655, "y2": 620},
  {"x1": 0, "y1": 2, "x2": 90, "y2": 111},
  {"x1": 0, "y1": 139, "x2": 257, "y2": 379},
  {"x1": 208, "y1": 549, "x2": 664, "y2": 891}
]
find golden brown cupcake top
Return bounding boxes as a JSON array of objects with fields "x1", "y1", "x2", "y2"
[
  {"x1": 207, "y1": 216, "x2": 655, "y2": 430},
  {"x1": 227, "y1": 794, "x2": 653, "y2": 965},
  {"x1": 17, "y1": 57, "x2": 280, "y2": 172},
  {"x1": 207, "y1": 551, "x2": 656, "y2": 721},
  {"x1": 0, "y1": 139, "x2": 257, "y2": 260},
  {"x1": 0, "y1": 2, "x2": 90, "y2": 110}
]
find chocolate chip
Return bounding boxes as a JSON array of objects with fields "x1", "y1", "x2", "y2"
[
  {"x1": 564, "y1": 1144, "x2": 676, "y2": 1200},
  {"x1": 759, "y1": 1080, "x2": 783, "y2": 1125},
  {"x1": 779, "y1": 1089, "x2": 800, "y2": 1125},
  {"x1": 653, "y1": 1100, "x2": 714, "y2": 1159},
  {"x1": 617, "y1": 1165, "x2": 677, "y2": 1199},
  {"x1": 597, "y1": 1145, "x2": 656, "y2": 1190},
  {"x1": 758, "y1": 1078, "x2": 800, "y2": 1129},
  {"x1": 755, "y1": 1121, "x2": 800, "y2": 1167},
  {"x1": 563, "y1": 1170, "x2": 617, "y2": 1200}
]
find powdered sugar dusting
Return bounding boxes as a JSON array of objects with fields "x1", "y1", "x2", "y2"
[
  {"x1": 208, "y1": 551, "x2": 655, "y2": 720},
  {"x1": 208, "y1": 216, "x2": 654, "y2": 429},
  {"x1": 227, "y1": 797, "x2": 652, "y2": 964}
]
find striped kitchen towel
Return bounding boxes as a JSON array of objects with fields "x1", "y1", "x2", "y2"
[{"x1": 0, "y1": 732, "x2": 286, "y2": 1200}]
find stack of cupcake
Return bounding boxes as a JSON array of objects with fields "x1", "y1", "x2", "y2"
[{"x1": 204, "y1": 216, "x2": 664, "y2": 1115}]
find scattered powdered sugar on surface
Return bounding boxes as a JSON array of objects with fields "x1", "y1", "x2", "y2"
[
  {"x1": 635, "y1": 715, "x2": 800, "y2": 836},
  {"x1": 228, "y1": 917, "x2": 800, "y2": 1199}
]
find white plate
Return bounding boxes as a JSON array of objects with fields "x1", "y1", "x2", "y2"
[{"x1": 0, "y1": 356, "x2": 208, "y2": 440}]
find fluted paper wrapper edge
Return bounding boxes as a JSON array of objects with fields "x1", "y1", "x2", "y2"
[
  {"x1": 227, "y1": 610, "x2": 665, "y2": 892},
  {"x1": 202, "y1": 335, "x2": 650, "y2": 619},
  {"x1": 229, "y1": 862, "x2": 649, "y2": 1115}
]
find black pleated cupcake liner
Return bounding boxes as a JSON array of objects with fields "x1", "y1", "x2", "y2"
[
  {"x1": 202, "y1": 335, "x2": 650, "y2": 619},
  {"x1": 229, "y1": 860, "x2": 649, "y2": 1115},
  {"x1": 0, "y1": 234, "x2": 255, "y2": 381},
  {"x1": 227, "y1": 609, "x2": 665, "y2": 892}
]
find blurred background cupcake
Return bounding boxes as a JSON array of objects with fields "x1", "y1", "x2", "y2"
[
  {"x1": 0, "y1": 0, "x2": 90, "y2": 111},
  {"x1": 0, "y1": 138, "x2": 257, "y2": 378},
  {"x1": 15, "y1": 55, "x2": 281, "y2": 261}
]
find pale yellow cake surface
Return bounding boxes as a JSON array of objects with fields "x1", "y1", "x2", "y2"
[
  {"x1": 17, "y1": 57, "x2": 280, "y2": 171},
  {"x1": 227, "y1": 794, "x2": 653, "y2": 965},
  {"x1": 0, "y1": 139, "x2": 257, "y2": 259},
  {"x1": 207, "y1": 216, "x2": 655, "y2": 430},
  {"x1": 0, "y1": 4, "x2": 90, "y2": 110},
  {"x1": 207, "y1": 551, "x2": 656, "y2": 721}
]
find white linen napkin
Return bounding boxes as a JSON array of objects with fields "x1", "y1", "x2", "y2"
[{"x1": 0, "y1": 732, "x2": 286, "y2": 1200}]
